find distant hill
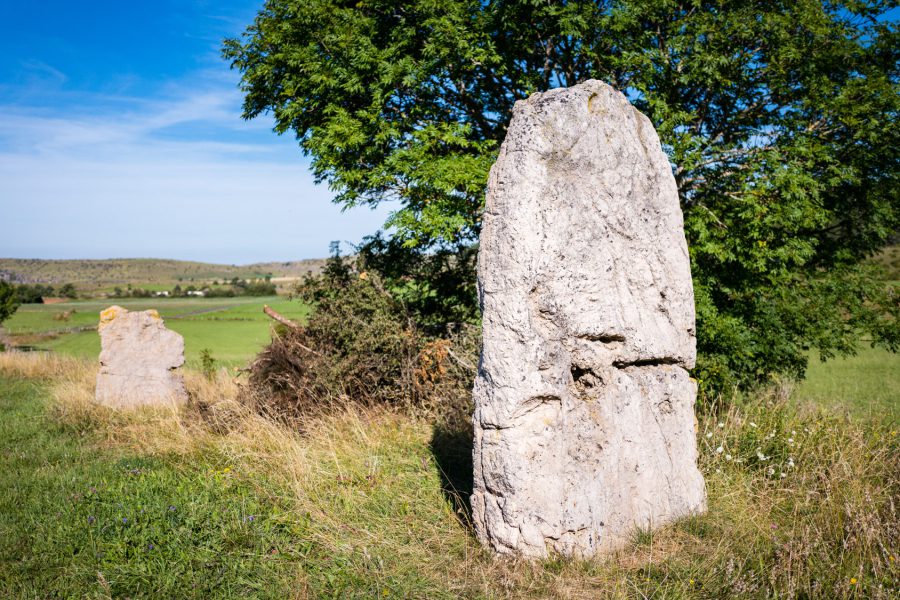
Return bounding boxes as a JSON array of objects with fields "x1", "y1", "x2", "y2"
[{"x1": 0, "y1": 257, "x2": 326, "y2": 292}]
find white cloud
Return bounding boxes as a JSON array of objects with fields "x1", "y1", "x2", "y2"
[{"x1": 0, "y1": 74, "x2": 391, "y2": 263}]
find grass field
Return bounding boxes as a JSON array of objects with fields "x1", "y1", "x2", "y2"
[
  {"x1": 0, "y1": 354, "x2": 896, "y2": 598},
  {"x1": 2, "y1": 297, "x2": 309, "y2": 368},
  {"x1": 0, "y1": 375, "x2": 302, "y2": 598},
  {"x1": 795, "y1": 345, "x2": 900, "y2": 421}
]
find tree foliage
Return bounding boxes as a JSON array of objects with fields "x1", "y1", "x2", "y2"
[
  {"x1": 0, "y1": 281, "x2": 19, "y2": 326},
  {"x1": 225, "y1": 0, "x2": 899, "y2": 393}
]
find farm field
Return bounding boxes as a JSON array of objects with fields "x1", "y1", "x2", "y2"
[{"x1": 2, "y1": 297, "x2": 309, "y2": 368}]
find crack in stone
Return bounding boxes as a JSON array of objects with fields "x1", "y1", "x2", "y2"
[
  {"x1": 612, "y1": 357, "x2": 681, "y2": 369},
  {"x1": 575, "y1": 333, "x2": 625, "y2": 343},
  {"x1": 514, "y1": 395, "x2": 562, "y2": 420}
]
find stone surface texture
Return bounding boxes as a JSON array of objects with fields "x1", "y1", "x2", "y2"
[
  {"x1": 95, "y1": 306, "x2": 188, "y2": 407},
  {"x1": 472, "y1": 79, "x2": 706, "y2": 558}
]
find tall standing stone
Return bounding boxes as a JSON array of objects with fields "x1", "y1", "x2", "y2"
[
  {"x1": 95, "y1": 306, "x2": 188, "y2": 407},
  {"x1": 472, "y1": 80, "x2": 706, "y2": 558}
]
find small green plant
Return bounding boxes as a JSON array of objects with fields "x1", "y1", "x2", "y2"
[
  {"x1": 631, "y1": 525, "x2": 655, "y2": 547},
  {"x1": 199, "y1": 348, "x2": 216, "y2": 380}
]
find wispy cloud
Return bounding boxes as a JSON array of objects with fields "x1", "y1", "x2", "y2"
[
  {"x1": 19, "y1": 59, "x2": 68, "y2": 85},
  {"x1": 0, "y1": 72, "x2": 277, "y2": 159},
  {"x1": 0, "y1": 71, "x2": 391, "y2": 263}
]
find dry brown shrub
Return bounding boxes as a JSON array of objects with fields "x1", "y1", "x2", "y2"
[{"x1": 247, "y1": 273, "x2": 478, "y2": 429}]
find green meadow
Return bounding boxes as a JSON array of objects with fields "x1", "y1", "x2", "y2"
[
  {"x1": 796, "y1": 344, "x2": 900, "y2": 422},
  {"x1": 0, "y1": 284, "x2": 897, "y2": 598},
  {"x1": 1, "y1": 353, "x2": 897, "y2": 599},
  {"x1": 0, "y1": 376, "x2": 302, "y2": 599},
  {"x1": 3, "y1": 297, "x2": 309, "y2": 368}
]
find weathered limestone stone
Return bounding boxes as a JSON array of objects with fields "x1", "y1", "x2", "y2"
[
  {"x1": 472, "y1": 80, "x2": 706, "y2": 558},
  {"x1": 95, "y1": 306, "x2": 188, "y2": 407}
]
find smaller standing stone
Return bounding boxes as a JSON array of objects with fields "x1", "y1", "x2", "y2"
[{"x1": 95, "y1": 306, "x2": 188, "y2": 407}]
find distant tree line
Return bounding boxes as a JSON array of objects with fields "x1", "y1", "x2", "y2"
[
  {"x1": 111, "y1": 278, "x2": 277, "y2": 299},
  {"x1": 11, "y1": 283, "x2": 77, "y2": 303}
]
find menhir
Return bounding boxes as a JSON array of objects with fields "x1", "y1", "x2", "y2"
[{"x1": 472, "y1": 79, "x2": 706, "y2": 558}]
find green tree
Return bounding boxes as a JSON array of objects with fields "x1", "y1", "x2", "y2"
[
  {"x1": 58, "y1": 283, "x2": 77, "y2": 299},
  {"x1": 0, "y1": 280, "x2": 18, "y2": 326},
  {"x1": 225, "y1": 0, "x2": 899, "y2": 393}
]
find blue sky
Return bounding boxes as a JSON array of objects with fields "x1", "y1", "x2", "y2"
[{"x1": 0, "y1": 1, "x2": 391, "y2": 263}]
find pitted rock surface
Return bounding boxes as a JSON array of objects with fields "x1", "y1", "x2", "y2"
[
  {"x1": 472, "y1": 79, "x2": 706, "y2": 558},
  {"x1": 95, "y1": 306, "x2": 187, "y2": 407}
]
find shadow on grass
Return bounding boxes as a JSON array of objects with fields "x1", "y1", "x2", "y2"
[{"x1": 429, "y1": 423, "x2": 474, "y2": 530}]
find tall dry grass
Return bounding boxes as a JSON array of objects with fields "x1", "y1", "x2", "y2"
[
  {"x1": 1, "y1": 351, "x2": 897, "y2": 598},
  {"x1": 0, "y1": 351, "x2": 86, "y2": 380}
]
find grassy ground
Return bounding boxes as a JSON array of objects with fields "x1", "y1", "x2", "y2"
[
  {"x1": 795, "y1": 345, "x2": 900, "y2": 421},
  {"x1": 2, "y1": 297, "x2": 309, "y2": 368},
  {"x1": 0, "y1": 374, "x2": 304, "y2": 598},
  {"x1": 0, "y1": 353, "x2": 897, "y2": 598}
]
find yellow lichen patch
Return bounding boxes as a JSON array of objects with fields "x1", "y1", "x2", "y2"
[
  {"x1": 99, "y1": 305, "x2": 126, "y2": 329},
  {"x1": 146, "y1": 309, "x2": 160, "y2": 320}
]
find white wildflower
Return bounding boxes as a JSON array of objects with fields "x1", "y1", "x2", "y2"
[
  {"x1": 716, "y1": 446, "x2": 724, "y2": 454},
  {"x1": 706, "y1": 432, "x2": 713, "y2": 438}
]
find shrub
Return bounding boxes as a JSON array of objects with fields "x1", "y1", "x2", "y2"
[
  {"x1": 203, "y1": 287, "x2": 236, "y2": 298},
  {"x1": 13, "y1": 284, "x2": 53, "y2": 304},
  {"x1": 242, "y1": 281, "x2": 277, "y2": 296},
  {"x1": 58, "y1": 283, "x2": 77, "y2": 299},
  {"x1": 199, "y1": 349, "x2": 216, "y2": 381},
  {"x1": 248, "y1": 249, "x2": 477, "y2": 427}
]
